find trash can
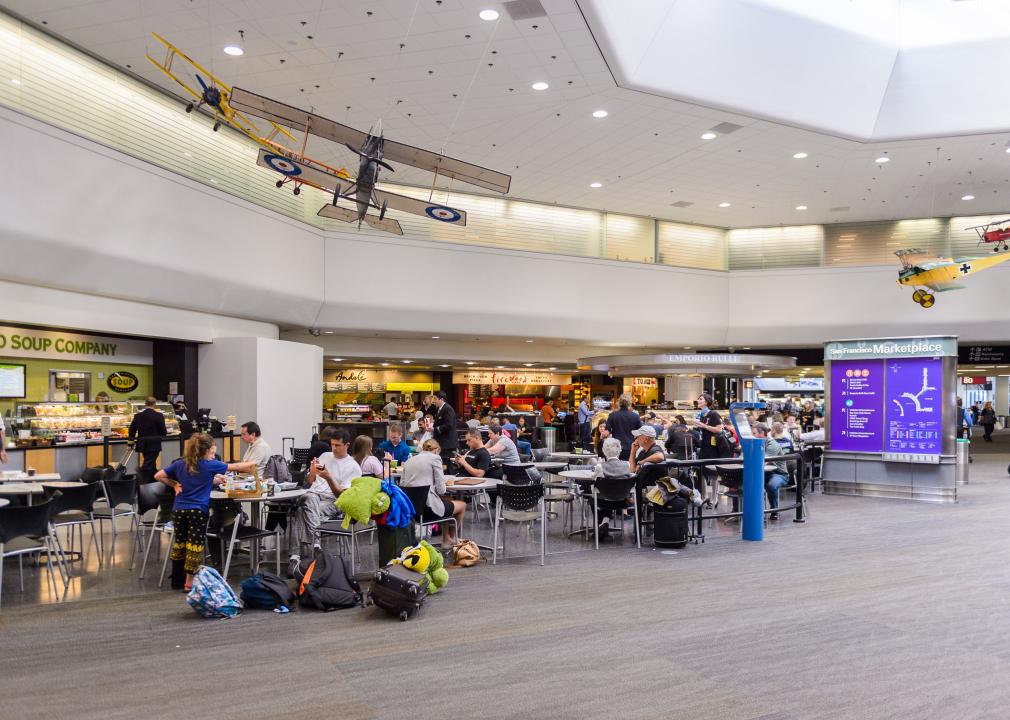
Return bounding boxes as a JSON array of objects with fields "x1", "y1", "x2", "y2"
[
  {"x1": 541, "y1": 426, "x2": 556, "y2": 454},
  {"x1": 955, "y1": 438, "x2": 970, "y2": 486},
  {"x1": 653, "y1": 505, "x2": 689, "y2": 548}
]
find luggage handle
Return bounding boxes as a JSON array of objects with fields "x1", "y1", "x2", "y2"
[{"x1": 282, "y1": 436, "x2": 295, "y2": 461}]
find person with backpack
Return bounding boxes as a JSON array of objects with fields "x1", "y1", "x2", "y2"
[
  {"x1": 980, "y1": 401, "x2": 997, "y2": 442},
  {"x1": 155, "y1": 433, "x2": 256, "y2": 591}
]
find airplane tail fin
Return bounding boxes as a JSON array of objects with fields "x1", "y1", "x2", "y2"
[{"x1": 363, "y1": 214, "x2": 403, "y2": 235}]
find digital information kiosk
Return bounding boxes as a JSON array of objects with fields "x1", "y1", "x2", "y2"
[
  {"x1": 728, "y1": 402, "x2": 765, "y2": 541},
  {"x1": 822, "y1": 336, "x2": 958, "y2": 502}
]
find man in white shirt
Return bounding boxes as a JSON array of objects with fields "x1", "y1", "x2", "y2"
[
  {"x1": 383, "y1": 398, "x2": 399, "y2": 419},
  {"x1": 800, "y1": 417, "x2": 825, "y2": 443},
  {"x1": 288, "y1": 428, "x2": 362, "y2": 573},
  {"x1": 240, "y1": 421, "x2": 271, "y2": 477},
  {"x1": 0, "y1": 414, "x2": 7, "y2": 465}
]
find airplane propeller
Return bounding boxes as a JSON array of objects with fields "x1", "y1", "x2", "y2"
[{"x1": 344, "y1": 143, "x2": 395, "y2": 172}]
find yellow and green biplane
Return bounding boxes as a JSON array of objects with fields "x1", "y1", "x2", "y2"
[{"x1": 896, "y1": 247, "x2": 1010, "y2": 308}]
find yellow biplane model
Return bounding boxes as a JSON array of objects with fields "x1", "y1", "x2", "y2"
[
  {"x1": 145, "y1": 33, "x2": 349, "y2": 196},
  {"x1": 896, "y1": 248, "x2": 1010, "y2": 308}
]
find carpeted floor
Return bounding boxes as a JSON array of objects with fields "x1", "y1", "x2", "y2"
[{"x1": 3, "y1": 454, "x2": 1010, "y2": 720}]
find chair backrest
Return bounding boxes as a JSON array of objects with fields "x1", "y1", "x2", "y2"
[
  {"x1": 291, "y1": 447, "x2": 311, "y2": 469},
  {"x1": 498, "y1": 481, "x2": 544, "y2": 512},
  {"x1": 43, "y1": 482, "x2": 98, "y2": 515},
  {"x1": 503, "y1": 462, "x2": 538, "y2": 485},
  {"x1": 635, "y1": 463, "x2": 669, "y2": 486},
  {"x1": 136, "y1": 481, "x2": 172, "y2": 515},
  {"x1": 531, "y1": 447, "x2": 551, "y2": 462},
  {"x1": 594, "y1": 474, "x2": 638, "y2": 503},
  {"x1": 400, "y1": 485, "x2": 430, "y2": 522},
  {"x1": 103, "y1": 477, "x2": 138, "y2": 509},
  {"x1": 79, "y1": 466, "x2": 108, "y2": 484},
  {"x1": 0, "y1": 496, "x2": 57, "y2": 544}
]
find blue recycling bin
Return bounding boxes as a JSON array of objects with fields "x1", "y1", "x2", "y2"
[{"x1": 729, "y1": 402, "x2": 766, "y2": 542}]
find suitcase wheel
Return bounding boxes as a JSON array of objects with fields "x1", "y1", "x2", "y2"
[
  {"x1": 408, "y1": 585, "x2": 418, "y2": 598},
  {"x1": 375, "y1": 570, "x2": 387, "y2": 583}
]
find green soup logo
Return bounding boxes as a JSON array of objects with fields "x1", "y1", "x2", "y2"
[{"x1": 107, "y1": 371, "x2": 139, "y2": 393}]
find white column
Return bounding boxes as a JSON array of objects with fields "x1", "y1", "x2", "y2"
[{"x1": 996, "y1": 375, "x2": 1010, "y2": 417}]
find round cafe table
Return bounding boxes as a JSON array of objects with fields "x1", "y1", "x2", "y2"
[
  {"x1": 0, "y1": 472, "x2": 62, "y2": 484},
  {"x1": 0, "y1": 481, "x2": 84, "y2": 505}
]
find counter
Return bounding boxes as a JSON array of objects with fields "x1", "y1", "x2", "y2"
[{"x1": 317, "y1": 420, "x2": 390, "y2": 443}]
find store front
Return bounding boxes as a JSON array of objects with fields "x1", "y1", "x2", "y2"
[
  {"x1": 320, "y1": 368, "x2": 441, "y2": 441},
  {"x1": 0, "y1": 325, "x2": 204, "y2": 477},
  {"x1": 453, "y1": 369, "x2": 574, "y2": 421}
]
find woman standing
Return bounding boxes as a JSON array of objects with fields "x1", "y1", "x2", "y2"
[
  {"x1": 155, "y1": 433, "x2": 255, "y2": 591},
  {"x1": 980, "y1": 401, "x2": 997, "y2": 442}
]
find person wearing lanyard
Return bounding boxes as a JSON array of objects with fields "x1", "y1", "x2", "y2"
[
  {"x1": 577, "y1": 396, "x2": 593, "y2": 450},
  {"x1": 695, "y1": 392, "x2": 724, "y2": 509}
]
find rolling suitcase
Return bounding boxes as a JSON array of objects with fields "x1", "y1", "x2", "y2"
[{"x1": 367, "y1": 563, "x2": 429, "y2": 621}]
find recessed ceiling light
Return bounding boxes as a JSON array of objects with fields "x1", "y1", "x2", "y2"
[
  {"x1": 525, "y1": 339, "x2": 534, "y2": 343},
  {"x1": 431, "y1": 336, "x2": 440, "y2": 339},
  {"x1": 700, "y1": 132, "x2": 717, "y2": 140},
  {"x1": 592, "y1": 110, "x2": 608, "y2": 118},
  {"x1": 223, "y1": 45, "x2": 244, "y2": 56},
  {"x1": 323, "y1": 330, "x2": 334, "y2": 334},
  {"x1": 548, "y1": 367, "x2": 556, "y2": 370},
  {"x1": 523, "y1": 362, "x2": 534, "y2": 366},
  {"x1": 1005, "y1": 147, "x2": 1010, "y2": 154},
  {"x1": 479, "y1": 9, "x2": 499, "y2": 21},
  {"x1": 464, "y1": 361, "x2": 475, "y2": 365},
  {"x1": 962, "y1": 194, "x2": 975, "y2": 201},
  {"x1": 719, "y1": 202, "x2": 731, "y2": 208},
  {"x1": 183, "y1": 151, "x2": 192, "y2": 157},
  {"x1": 439, "y1": 364, "x2": 450, "y2": 368},
  {"x1": 331, "y1": 357, "x2": 343, "y2": 361},
  {"x1": 381, "y1": 362, "x2": 390, "y2": 367},
  {"x1": 793, "y1": 152, "x2": 808, "y2": 159},
  {"x1": 684, "y1": 346, "x2": 691, "y2": 350},
  {"x1": 402, "y1": 360, "x2": 412, "y2": 364},
  {"x1": 496, "y1": 365, "x2": 504, "y2": 369},
  {"x1": 875, "y1": 156, "x2": 890, "y2": 164},
  {"x1": 10, "y1": 78, "x2": 21, "y2": 85},
  {"x1": 531, "y1": 81, "x2": 549, "y2": 91},
  {"x1": 796, "y1": 205, "x2": 808, "y2": 210},
  {"x1": 589, "y1": 182, "x2": 602, "y2": 188}
]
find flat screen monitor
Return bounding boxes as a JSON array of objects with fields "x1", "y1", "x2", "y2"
[{"x1": 0, "y1": 364, "x2": 26, "y2": 398}]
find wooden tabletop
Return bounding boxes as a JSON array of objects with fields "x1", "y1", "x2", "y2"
[
  {"x1": 444, "y1": 476, "x2": 500, "y2": 492},
  {"x1": 210, "y1": 488, "x2": 307, "y2": 502}
]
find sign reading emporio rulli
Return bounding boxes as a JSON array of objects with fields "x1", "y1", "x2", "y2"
[
  {"x1": 885, "y1": 358, "x2": 942, "y2": 455},
  {"x1": 830, "y1": 359, "x2": 884, "y2": 452}
]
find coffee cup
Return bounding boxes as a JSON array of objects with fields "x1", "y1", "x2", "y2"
[{"x1": 27, "y1": 468, "x2": 35, "y2": 477}]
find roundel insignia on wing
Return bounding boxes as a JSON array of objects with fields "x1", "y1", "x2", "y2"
[
  {"x1": 264, "y1": 154, "x2": 302, "y2": 176},
  {"x1": 425, "y1": 205, "x2": 461, "y2": 222}
]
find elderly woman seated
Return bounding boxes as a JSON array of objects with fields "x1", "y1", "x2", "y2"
[
  {"x1": 589, "y1": 437, "x2": 631, "y2": 537},
  {"x1": 399, "y1": 439, "x2": 467, "y2": 548}
]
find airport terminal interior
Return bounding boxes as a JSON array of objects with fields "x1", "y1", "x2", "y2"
[{"x1": 5, "y1": 1, "x2": 1010, "y2": 718}]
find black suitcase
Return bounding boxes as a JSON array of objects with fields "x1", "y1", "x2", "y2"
[
  {"x1": 376, "y1": 524, "x2": 417, "y2": 567},
  {"x1": 368, "y1": 563, "x2": 429, "y2": 621}
]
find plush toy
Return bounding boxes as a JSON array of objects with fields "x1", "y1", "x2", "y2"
[
  {"x1": 335, "y1": 476, "x2": 383, "y2": 529},
  {"x1": 372, "y1": 491, "x2": 391, "y2": 516},
  {"x1": 392, "y1": 540, "x2": 449, "y2": 594}
]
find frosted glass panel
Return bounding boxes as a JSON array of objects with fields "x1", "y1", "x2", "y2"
[
  {"x1": 728, "y1": 225, "x2": 823, "y2": 269},
  {"x1": 657, "y1": 221, "x2": 727, "y2": 271}
]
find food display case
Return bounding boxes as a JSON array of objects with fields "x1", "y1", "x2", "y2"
[{"x1": 10, "y1": 401, "x2": 179, "y2": 445}]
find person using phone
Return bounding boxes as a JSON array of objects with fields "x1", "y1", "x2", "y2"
[{"x1": 456, "y1": 428, "x2": 491, "y2": 478}]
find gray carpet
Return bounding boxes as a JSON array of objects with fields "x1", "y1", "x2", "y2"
[{"x1": 4, "y1": 457, "x2": 1010, "y2": 720}]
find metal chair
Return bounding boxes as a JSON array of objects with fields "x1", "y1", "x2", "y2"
[
  {"x1": 290, "y1": 447, "x2": 311, "y2": 471},
  {"x1": 401, "y1": 484, "x2": 458, "y2": 547},
  {"x1": 492, "y1": 481, "x2": 546, "y2": 566},
  {"x1": 93, "y1": 476, "x2": 139, "y2": 558},
  {"x1": 0, "y1": 496, "x2": 66, "y2": 608},
  {"x1": 207, "y1": 513, "x2": 283, "y2": 579},
  {"x1": 590, "y1": 474, "x2": 641, "y2": 550},
  {"x1": 42, "y1": 482, "x2": 103, "y2": 570},
  {"x1": 134, "y1": 481, "x2": 174, "y2": 578}
]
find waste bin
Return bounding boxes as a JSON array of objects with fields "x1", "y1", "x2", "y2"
[
  {"x1": 541, "y1": 426, "x2": 556, "y2": 454},
  {"x1": 653, "y1": 505, "x2": 689, "y2": 548},
  {"x1": 955, "y1": 438, "x2": 970, "y2": 486}
]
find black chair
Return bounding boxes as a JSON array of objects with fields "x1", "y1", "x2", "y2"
[
  {"x1": 531, "y1": 448, "x2": 551, "y2": 462},
  {"x1": 134, "y1": 481, "x2": 174, "y2": 578},
  {"x1": 42, "y1": 482, "x2": 102, "y2": 569},
  {"x1": 93, "y1": 476, "x2": 139, "y2": 557},
  {"x1": 290, "y1": 447, "x2": 311, "y2": 472},
  {"x1": 492, "y1": 481, "x2": 546, "y2": 566},
  {"x1": 401, "y1": 484, "x2": 458, "y2": 548},
  {"x1": 590, "y1": 475, "x2": 641, "y2": 550},
  {"x1": 0, "y1": 497, "x2": 65, "y2": 608},
  {"x1": 206, "y1": 506, "x2": 283, "y2": 579},
  {"x1": 503, "y1": 463, "x2": 539, "y2": 485}
]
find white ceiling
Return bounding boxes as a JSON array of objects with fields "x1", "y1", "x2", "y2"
[{"x1": 7, "y1": 0, "x2": 1010, "y2": 228}]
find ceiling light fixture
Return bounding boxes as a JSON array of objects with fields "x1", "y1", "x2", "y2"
[
  {"x1": 590, "y1": 182, "x2": 602, "y2": 188},
  {"x1": 962, "y1": 194, "x2": 975, "y2": 201},
  {"x1": 10, "y1": 78, "x2": 21, "y2": 85},
  {"x1": 875, "y1": 156, "x2": 890, "y2": 164},
  {"x1": 523, "y1": 363, "x2": 534, "y2": 366},
  {"x1": 719, "y1": 202, "x2": 731, "y2": 208},
  {"x1": 525, "y1": 339, "x2": 534, "y2": 343},
  {"x1": 380, "y1": 362, "x2": 390, "y2": 367},
  {"x1": 700, "y1": 132, "x2": 717, "y2": 140},
  {"x1": 592, "y1": 110, "x2": 608, "y2": 118},
  {"x1": 464, "y1": 361, "x2": 475, "y2": 365},
  {"x1": 496, "y1": 365, "x2": 504, "y2": 369},
  {"x1": 431, "y1": 336, "x2": 440, "y2": 339},
  {"x1": 402, "y1": 360, "x2": 412, "y2": 364},
  {"x1": 331, "y1": 357, "x2": 343, "y2": 361},
  {"x1": 531, "y1": 81, "x2": 549, "y2": 91},
  {"x1": 323, "y1": 330, "x2": 334, "y2": 334},
  {"x1": 223, "y1": 45, "x2": 244, "y2": 56},
  {"x1": 548, "y1": 367, "x2": 557, "y2": 370},
  {"x1": 1005, "y1": 146, "x2": 1010, "y2": 154},
  {"x1": 796, "y1": 205, "x2": 808, "y2": 210},
  {"x1": 479, "y1": 9, "x2": 499, "y2": 21},
  {"x1": 439, "y1": 364, "x2": 450, "y2": 368},
  {"x1": 793, "y1": 152, "x2": 808, "y2": 159}
]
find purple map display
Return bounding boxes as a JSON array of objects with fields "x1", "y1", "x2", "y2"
[
  {"x1": 830, "y1": 359, "x2": 885, "y2": 452},
  {"x1": 885, "y1": 358, "x2": 942, "y2": 455}
]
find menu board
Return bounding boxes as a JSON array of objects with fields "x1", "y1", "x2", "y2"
[
  {"x1": 0, "y1": 364, "x2": 25, "y2": 398},
  {"x1": 885, "y1": 358, "x2": 942, "y2": 455},
  {"x1": 830, "y1": 359, "x2": 884, "y2": 452}
]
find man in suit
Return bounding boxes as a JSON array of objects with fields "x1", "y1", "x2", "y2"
[
  {"x1": 129, "y1": 397, "x2": 167, "y2": 474},
  {"x1": 431, "y1": 391, "x2": 458, "y2": 467}
]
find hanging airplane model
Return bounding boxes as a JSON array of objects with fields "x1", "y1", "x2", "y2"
[
  {"x1": 145, "y1": 33, "x2": 350, "y2": 196},
  {"x1": 227, "y1": 87, "x2": 512, "y2": 236},
  {"x1": 965, "y1": 218, "x2": 1010, "y2": 252},
  {"x1": 896, "y1": 248, "x2": 1010, "y2": 308}
]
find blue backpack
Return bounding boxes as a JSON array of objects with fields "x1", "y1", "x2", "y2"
[
  {"x1": 187, "y1": 566, "x2": 242, "y2": 619},
  {"x1": 240, "y1": 571, "x2": 295, "y2": 612}
]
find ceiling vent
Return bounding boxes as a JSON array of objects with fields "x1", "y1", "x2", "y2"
[
  {"x1": 503, "y1": 0, "x2": 548, "y2": 20},
  {"x1": 670, "y1": 200, "x2": 694, "y2": 208},
  {"x1": 709, "y1": 121, "x2": 744, "y2": 135},
  {"x1": 829, "y1": 206, "x2": 851, "y2": 212}
]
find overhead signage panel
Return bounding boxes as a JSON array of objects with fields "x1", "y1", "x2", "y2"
[
  {"x1": 829, "y1": 359, "x2": 885, "y2": 452},
  {"x1": 0, "y1": 326, "x2": 152, "y2": 365},
  {"x1": 453, "y1": 371, "x2": 572, "y2": 386},
  {"x1": 824, "y1": 337, "x2": 957, "y2": 360}
]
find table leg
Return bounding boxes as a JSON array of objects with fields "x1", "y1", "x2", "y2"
[{"x1": 250, "y1": 502, "x2": 261, "y2": 570}]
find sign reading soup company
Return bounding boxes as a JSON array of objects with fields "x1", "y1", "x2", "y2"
[
  {"x1": 453, "y1": 371, "x2": 572, "y2": 385},
  {"x1": 0, "y1": 326, "x2": 152, "y2": 364}
]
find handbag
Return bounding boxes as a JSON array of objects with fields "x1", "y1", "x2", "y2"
[{"x1": 450, "y1": 539, "x2": 484, "y2": 567}]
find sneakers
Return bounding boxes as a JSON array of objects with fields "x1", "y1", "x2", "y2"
[
  {"x1": 597, "y1": 517, "x2": 610, "y2": 537},
  {"x1": 288, "y1": 555, "x2": 301, "y2": 579},
  {"x1": 770, "y1": 512, "x2": 780, "y2": 521}
]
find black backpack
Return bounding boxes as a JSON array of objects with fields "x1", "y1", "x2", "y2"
[
  {"x1": 240, "y1": 570, "x2": 295, "y2": 610},
  {"x1": 297, "y1": 552, "x2": 362, "y2": 611}
]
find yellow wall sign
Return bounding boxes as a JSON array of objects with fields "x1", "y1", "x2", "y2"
[
  {"x1": 107, "y1": 371, "x2": 140, "y2": 393},
  {"x1": 0, "y1": 325, "x2": 152, "y2": 364}
]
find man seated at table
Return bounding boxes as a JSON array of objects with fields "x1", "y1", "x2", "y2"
[
  {"x1": 591, "y1": 437, "x2": 631, "y2": 537},
  {"x1": 799, "y1": 417, "x2": 825, "y2": 444},
  {"x1": 484, "y1": 422, "x2": 520, "y2": 477},
  {"x1": 455, "y1": 428, "x2": 492, "y2": 478},
  {"x1": 288, "y1": 428, "x2": 362, "y2": 575},
  {"x1": 378, "y1": 422, "x2": 412, "y2": 464},
  {"x1": 753, "y1": 422, "x2": 789, "y2": 520},
  {"x1": 628, "y1": 425, "x2": 666, "y2": 474}
]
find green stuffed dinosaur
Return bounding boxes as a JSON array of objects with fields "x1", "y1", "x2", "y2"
[{"x1": 335, "y1": 475, "x2": 385, "y2": 529}]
